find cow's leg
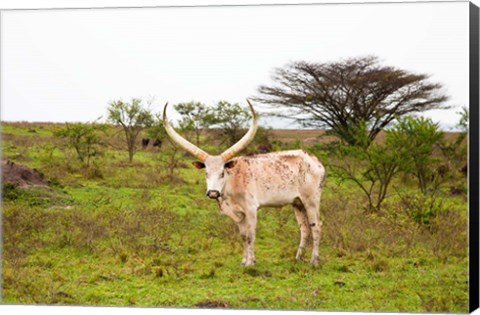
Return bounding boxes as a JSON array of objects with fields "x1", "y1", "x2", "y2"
[
  {"x1": 304, "y1": 197, "x2": 322, "y2": 267},
  {"x1": 237, "y1": 211, "x2": 257, "y2": 267},
  {"x1": 218, "y1": 200, "x2": 254, "y2": 265},
  {"x1": 241, "y1": 244, "x2": 248, "y2": 266},
  {"x1": 238, "y1": 221, "x2": 248, "y2": 266},
  {"x1": 293, "y1": 202, "x2": 310, "y2": 261}
]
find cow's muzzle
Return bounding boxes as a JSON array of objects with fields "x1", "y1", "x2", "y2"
[{"x1": 206, "y1": 190, "x2": 221, "y2": 200}]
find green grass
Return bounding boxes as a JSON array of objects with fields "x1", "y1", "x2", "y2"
[
  {"x1": 1, "y1": 122, "x2": 469, "y2": 312},
  {"x1": 1, "y1": 123, "x2": 55, "y2": 137}
]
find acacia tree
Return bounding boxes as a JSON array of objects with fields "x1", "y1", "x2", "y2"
[
  {"x1": 174, "y1": 101, "x2": 214, "y2": 145},
  {"x1": 254, "y1": 56, "x2": 448, "y2": 147},
  {"x1": 107, "y1": 98, "x2": 154, "y2": 162},
  {"x1": 210, "y1": 101, "x2": 251, "y2": 147}
]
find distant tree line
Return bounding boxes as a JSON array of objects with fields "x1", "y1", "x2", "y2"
[
  {"x1": 49, "y1": 54, "x2": 467, "y2": 238},
  {"x1": 54, "y1": 56, "x2": 465, "y2": 194},
  {"x1": 59, "y1": 55, "x2": 452, "y2": 163}
]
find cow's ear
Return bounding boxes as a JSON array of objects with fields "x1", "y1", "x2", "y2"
[
  {"x1": 224, "y1": 160, "x2": 237, "y2": 169},
  {"x1": 192, "y1": 161, "x2": 205, "y2": 169}
]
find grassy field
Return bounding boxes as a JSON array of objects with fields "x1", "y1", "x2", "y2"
[{"x1": 1, "y1": 122, "x2": 469, "y2": 312}]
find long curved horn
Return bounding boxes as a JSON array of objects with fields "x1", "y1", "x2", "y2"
[
  {"x1": 163, "y1": 103, "x2": 209, "y2": 162},
  {"x1": 221, "y1": 99, "x2": 258, "y2": 161}
]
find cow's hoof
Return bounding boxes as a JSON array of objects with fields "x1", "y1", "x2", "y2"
[
  {"x1": 241, "y1": 260, "x2": 255, "y2": 267},
  {"x1": 310, "y1": 256, "x2": 320, "y2": 267}
]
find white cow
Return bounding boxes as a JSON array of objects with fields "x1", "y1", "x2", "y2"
[{"x1": 163, "y1": 100, "x2": 326, "y2": 266}]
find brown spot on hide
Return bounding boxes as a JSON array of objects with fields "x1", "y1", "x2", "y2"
[
  {"x1": 320, "y1": 170, "x2": 326, "y2": 188},
  {"x1": 280, "y1": 155, "x2": 301, "y2": 161}
]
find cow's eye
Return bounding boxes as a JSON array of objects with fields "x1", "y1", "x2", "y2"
[{"x1": 219, "y1": 171, "x2": 224, "y2": 178}]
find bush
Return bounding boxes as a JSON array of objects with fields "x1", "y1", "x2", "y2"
[
  {"x1": 329, "y1": 121, "x2": 406, "y2": 212},
  {"x1": 438, "y1": 107, "x2": 468, "y2": 175},
  {"x1": 397, "y1": 191, "x2": 446, "y2": 228},
  {"x1": 146, "y1": 113, "x2": 167, "y2": 148},
  {"x1": 2, "y1": 183, "x2": 20, "y2": 201},
  {"x1": 252, "y1": 126, "x2": 274, "y2": 153},
  {"x1": 387, "y1": 116, "x2": 444, "y2": 194},
  {"x1": 54, "y1": 122, "x2": 105, "y2": 169}
]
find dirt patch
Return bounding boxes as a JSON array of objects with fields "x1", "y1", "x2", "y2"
[{"x1": 2, "y1": 160, "x2": 49, "y2": 187}]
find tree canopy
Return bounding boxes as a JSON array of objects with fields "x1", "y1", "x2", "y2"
[
  {"x1": 174, "y1": 101, "x2": 214, "y2": 145},
  {"x1": 254, "y1": 56, "x2": 449, "y2": 146},
  {"x1": 209, "y1": 101, "x2": 251, "y2": 147},
  {"x1": 107, "y1": 98, "x2": 154, "y2": 162}
]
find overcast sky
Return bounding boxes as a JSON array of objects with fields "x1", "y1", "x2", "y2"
[{"x1": 1, "y1": 1, "x2": 470, "y2": 129}]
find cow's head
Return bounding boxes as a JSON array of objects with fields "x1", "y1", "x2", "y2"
[{"x1": 163, "y1": 100, "x2": 257, "y2": 200}]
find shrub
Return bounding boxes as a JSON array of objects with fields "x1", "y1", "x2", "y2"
[
  {"x1": 2, "y1": 183, "x2": 20, "y2": 201},
  {"x1": 54, "y1": 122, "x2": 105, "y2": 169},
  {"x1": 438, "y1": 107, "x2": 468, "y2": 174},
  {"x1": 397, "y1": 191, "x2": 446, "y2": 228},
  {"x1": 387, "y1": 116, "x2": 444, "y2": 194},
  {"x1": 146, "y1": 113, "x2": 167, "y2": 148},
  {"x1": 252, "y1": 126, "x2": 274, "y2": 153},
  {"x1": 329, "y1": 121, "x2": 406, "y2": 212}
]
